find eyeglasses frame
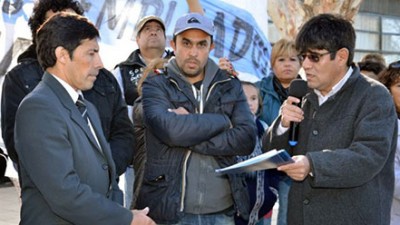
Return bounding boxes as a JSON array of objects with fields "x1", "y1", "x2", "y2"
[{"x1": 298, "y1": 51, "x2": 336, "y2": 63}]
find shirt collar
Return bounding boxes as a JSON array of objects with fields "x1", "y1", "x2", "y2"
[
  {"x1": 314, "y1": 67, "x2": 353, "y2": 105},
  {"x1": 51, "y1": 74, "x2": 82, "y2": 103}
]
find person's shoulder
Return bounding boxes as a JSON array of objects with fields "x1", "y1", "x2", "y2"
[
  {"x1": 115, "y1": 49, "x2": 142, "y2": 68},
  {"x1": 356, "y1": 73, "x2": 387, "y2": 93},
  {"x1": 86, "y1": 69, "x2": 122, "y2": 99},
  {"x1": 145, "y1": 68, "x2": 168, "y2": 81},
  {"x1": 353, "y1": 73, "x2": 393, "y2": 103},
  {"x1": 96, "y1": 68, "x2": 119, "y2": 84},
  {"x1": 19, "y1": 82, "x2": 51, "y2": 106},
  {"x1": 259, "y1": 75, "x2": 273, "y2": 84},
  {"x1": 6, "y1": 59, "x2": 42, "y2": 80},
  {"x1": 256, "y1": 75, "x2": 273, "y2": 90},
  {"x1": 214, "y1": 69, "x2": 238, "y2": 82}
]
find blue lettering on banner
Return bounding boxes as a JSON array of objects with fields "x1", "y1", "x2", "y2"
[{"x1": 0, "y1": 0, "x2": 271, "y2": 79}]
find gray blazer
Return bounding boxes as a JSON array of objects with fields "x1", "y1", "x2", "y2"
[{"x1": 15, "y1": 72, "x2": 132, "y2": 225}]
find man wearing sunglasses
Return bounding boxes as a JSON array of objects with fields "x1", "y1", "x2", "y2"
[{"x1": 263, "y1": 13, "x2": 397, "y2": 225}]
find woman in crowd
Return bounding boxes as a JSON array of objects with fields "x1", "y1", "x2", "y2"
[
  {"x1": 378, "y1": 61, "x2": 400, "y2": 225},
  {"x1": 256, "y1": 38, "x2": 302, "y2": 225}
]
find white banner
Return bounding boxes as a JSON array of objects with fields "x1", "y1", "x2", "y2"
[{"x1": 0, "y1": 0, "x2": 271, "y2": 80}]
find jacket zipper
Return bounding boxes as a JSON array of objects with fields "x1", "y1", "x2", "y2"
[
  {"x1": 180, "y1": 150, "x2": 191, "y2": 211},
  {"x1": 171, "y1": 76, "x2": 231, "y2": 212},
  {"x1": 205, "y1": 78, "x2": 231, "y2": 101},
  {"x1": 169, "y1": 78, "x2": 192, "y2": 212}
]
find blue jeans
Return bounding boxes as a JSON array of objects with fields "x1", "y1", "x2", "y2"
[
  {"x1": 277, "y1": 176, "x2": 291, "y2": 225},
  {"x1": 124, "y1": 165, "x2": 134, "y2": 208},
  {"x1": 159, "y1": 212, "x2": 235, "y2": 225}
]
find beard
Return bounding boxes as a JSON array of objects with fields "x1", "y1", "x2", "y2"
[{"x1": 181, "y1": 58, "x2": 204, "y2": 78}]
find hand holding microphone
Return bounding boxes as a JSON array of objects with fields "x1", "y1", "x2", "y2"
[{"x1": 281, "y1": 79, "x2": 307, "y2": 146}]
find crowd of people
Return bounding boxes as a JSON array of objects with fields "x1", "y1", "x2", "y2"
[{"x1": 0, "y1": 0, "x2": 399, "y2": 225}]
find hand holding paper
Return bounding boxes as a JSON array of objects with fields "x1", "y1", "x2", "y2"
[
  {"x1": 277, "y1": 155, "x2": 311, "y2": 181},
  {"x1": 215, "y1": 149, "x2": 294, "y2": 174}
]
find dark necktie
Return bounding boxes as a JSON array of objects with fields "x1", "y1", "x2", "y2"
[{"x1": 76, "y1": 95, "x2": 88, "y2": 123}]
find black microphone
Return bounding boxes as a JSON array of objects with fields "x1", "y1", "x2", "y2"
[{"x1": 288, "y1": 79, "x2": 308, "y2": 147}]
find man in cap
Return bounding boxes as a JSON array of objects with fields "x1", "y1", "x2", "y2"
[
  {"x1": 136, "y1": 13, "x2": 257, "y2": 224},
  {"x1": 113, "y1": 15, "x2": 172, "y2": 107},
  {"x1": 112, "y1": 14, "x2": 173, "y2": 209},
  {"x1": 113, "y1": 0, "x2": 205, "y2": 106},
  {"x1": 113, "y1": 0, "x2": 206, "y2": 209}
]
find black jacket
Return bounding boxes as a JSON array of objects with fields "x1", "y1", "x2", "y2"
[
  {"x1": 115, "y1": 49, "x2": 174, "y2": 105},
  {"x1": 136, "y1": 58, "x2": 257, "y2": 223},
  {"x1": 1, "y1": 44, "x2": 134, "y2": 176}
]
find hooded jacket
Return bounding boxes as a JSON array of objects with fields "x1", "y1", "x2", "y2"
[{"x1": 136, "y1": 57, "x2": 257, "y2": 223}]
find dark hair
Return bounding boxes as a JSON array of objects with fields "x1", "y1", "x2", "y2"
[
  {"x1": 358, "y1": 53, "x2": 387, "y2": 76},
  {"x1": 36, "y1": 13, "x2": 99, "y2": 69},
  {"x1": 295, "y1": 13, "x2": 355, "y2": 66},
  {"x1": 378, "y1": 63, "x2": 400, "y2": 91},
  {"x1": 28, "y1": 0, "x2": 84, "y2": 43},
  {"x1": 358, "y1": 61, "x2": 386, "y2": 76}
]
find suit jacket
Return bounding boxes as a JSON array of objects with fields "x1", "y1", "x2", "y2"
[
  {"x1": 15, "y1": 72, "x2": 132, "y2": 225},
  {"x1": 2, "y1": 45, "x2": 134, "y2": 175}
]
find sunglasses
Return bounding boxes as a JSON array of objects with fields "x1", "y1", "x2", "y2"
[
  {"x1": 389, "y1": 60, "x2": 400, "y2": 69},
  {"x1": 299, "y1": 51, "x2": 334, "y2": 63}
]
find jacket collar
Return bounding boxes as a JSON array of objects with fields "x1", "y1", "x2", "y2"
[
  {"x1": 17, "y1": 44, "x2": 37, "y2": 63},
  {"x1": 42, "y1": 72, "x2": 105, "y2": 157},
  {"x1": 306, "y1": 64, "x2": 362, "y2": 105},
  {"x1": 117, "y1": 48, "x2": 173, "y2": 68}
]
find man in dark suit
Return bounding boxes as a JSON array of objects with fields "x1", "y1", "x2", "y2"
[{"x1": 14, "y1": 13, "x2": 155, "y2": 225}]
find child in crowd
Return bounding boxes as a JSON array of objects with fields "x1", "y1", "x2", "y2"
[{"x1": 235, "y1": 81, "x2": 278, "y2": 225}]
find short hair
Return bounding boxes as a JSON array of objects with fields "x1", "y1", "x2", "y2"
[
  {"x1": 358, "y1": 62, "x2": 386, "y2": 76},
  {"x1": 358, "y1": 53, "x2": 387, "y2": 76},
  {"x1": 36, "y1": 13, "x2": 99, "y2": 70},
  {"x1": 295, "y1": 13, "x2": 356, "y2": 66},
  {"x1": 361, "y1": 53, "x2": 386, "y2": 66},
  {"x1": 270, "y1": 38, "x2": 299, "y2": 68},
  {"x1": 378, "y1": 61, "x2": 400, "y2": 91},
  {"x1": 28, "y1": 0, "x2": 84, "y2": 43},
  {"x1": 358, "y1": 53, "x2": 386, "y2": 75}
]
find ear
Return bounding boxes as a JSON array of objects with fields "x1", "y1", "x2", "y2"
[
  {"x1": 336, "y1": 48, "x2": 349, "y2": 66},
  {"x1": 55, "y1": 46, "x2": 69, "y2": 64},
  {"x1": 170, "y1": 39, "x2": 176, "y2": 51},
  {"x1": 210, "y1": 42, "x2": 215, "y2": 51}
]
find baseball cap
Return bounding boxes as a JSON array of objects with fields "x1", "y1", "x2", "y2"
[
  {"x1": 173, "y1": 13, "x2": 214, "y2": 37},
  {"x1": 135, "y1": 15, "x2": 165, "y2": 34}
]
